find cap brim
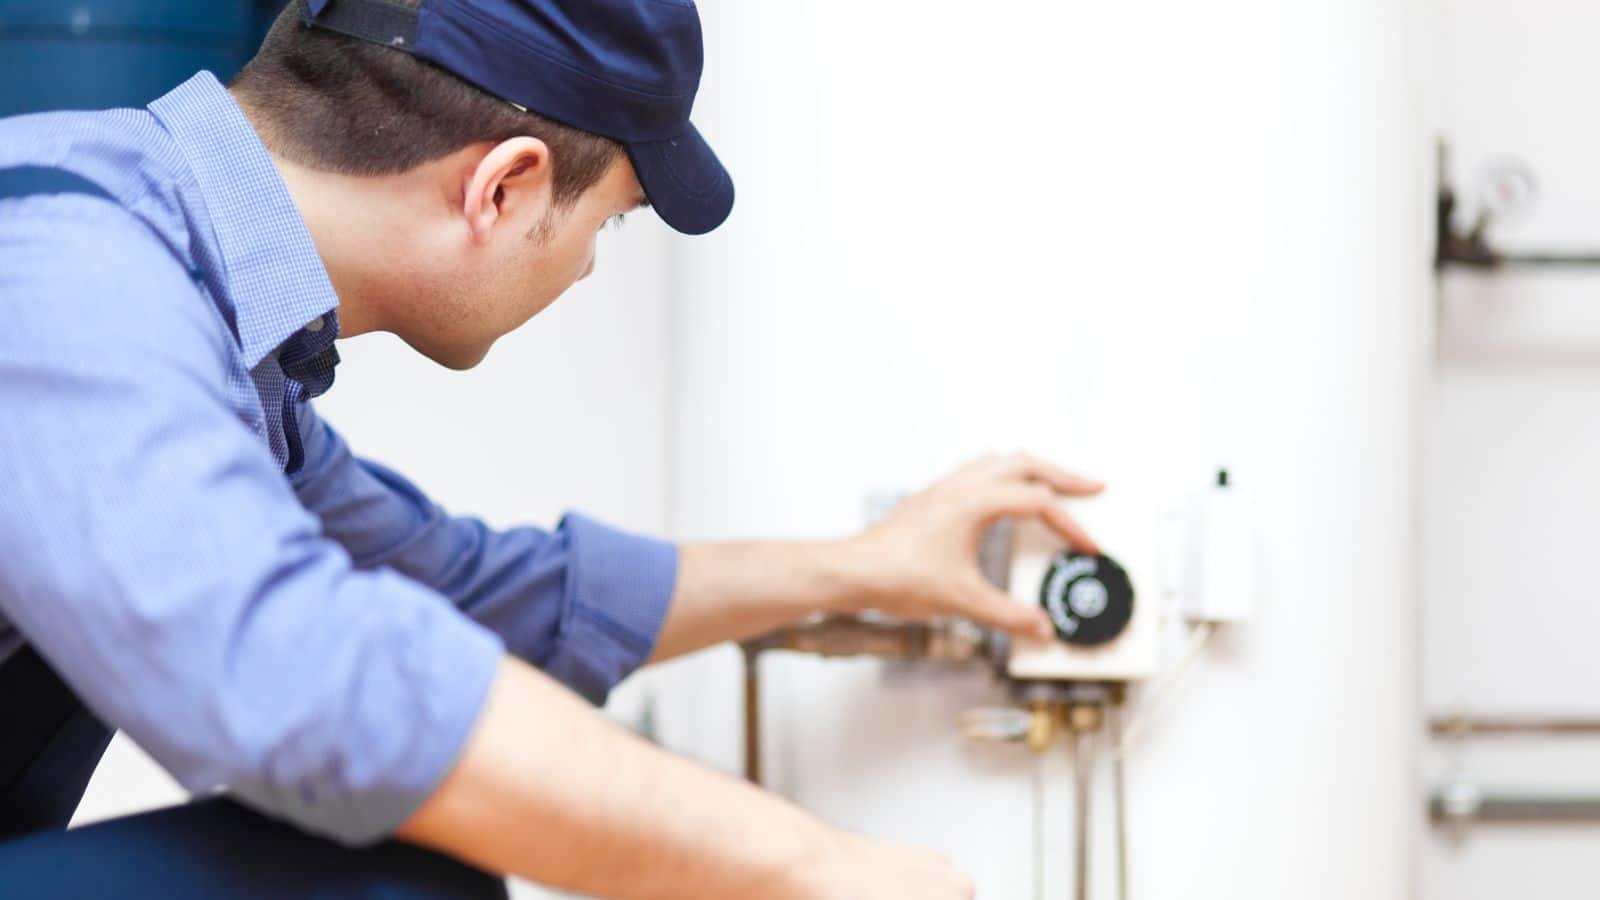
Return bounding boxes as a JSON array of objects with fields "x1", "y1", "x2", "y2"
[{"x1": 626, "y1": 123, "x2": 734, "y2": 236}]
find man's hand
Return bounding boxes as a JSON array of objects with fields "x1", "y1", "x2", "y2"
[{"x1": 845, "y1": 453, "x2": 1105, "y2": 641}]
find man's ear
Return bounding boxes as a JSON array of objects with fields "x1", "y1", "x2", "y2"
[{"x1": 462, "y1": 137, "x2": 552, "y2": 244}]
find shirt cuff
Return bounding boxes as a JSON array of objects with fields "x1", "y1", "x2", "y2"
[
  {"x1": 229, "y1": 575, "x2": 505, "y2": 846},
  {"x1": 542, "y1": 512, "x2": 678, "y2": 705}
]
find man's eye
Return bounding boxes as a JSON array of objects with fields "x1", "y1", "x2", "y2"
[{"x1": 604, "y1": 214, "x2": 627, "y2": 231}]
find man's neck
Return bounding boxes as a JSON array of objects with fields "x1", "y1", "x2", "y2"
[{"x1": 232, "y1": 89, "x2": 395, "y2": 339}]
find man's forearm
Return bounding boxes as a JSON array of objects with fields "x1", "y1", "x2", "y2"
[
  {"x1": 649, "y1": 541, "x2": 872, "y2": 662},
  {"x1": 647, "y1": 454, "x2": 1101, "y2": 661},
  {"x1": 397, "y1": 655, "x2": 838, "y2": 899}
]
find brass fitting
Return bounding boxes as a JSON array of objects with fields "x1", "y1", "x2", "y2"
[
  {"x1": 1066, "y1": 702, "x2": 1104, "y2": 734},
  {"x1": 1027, "y1": 700, "x2": 1058, "y2": 754}
]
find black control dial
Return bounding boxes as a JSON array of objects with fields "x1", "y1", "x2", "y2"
[{"x1": 1038, "y1": 552, "x2": 1134, "y2": 646}]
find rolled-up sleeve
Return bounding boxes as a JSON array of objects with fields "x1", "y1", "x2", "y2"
[
  {"x1": 290, "y1": 405, "x2": 678, "y2": 705},
  {"x1": 0, "y1": 209, "x2": 502, "y2": 845}
]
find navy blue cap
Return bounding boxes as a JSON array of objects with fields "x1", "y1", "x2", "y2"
[{"x1": 301, "y1": 0, "x2": 733, "y2": 234}]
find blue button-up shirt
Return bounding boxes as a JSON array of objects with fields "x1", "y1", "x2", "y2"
[{"x1": 0, "y1": 73, "x2": 677, "y2": 845}]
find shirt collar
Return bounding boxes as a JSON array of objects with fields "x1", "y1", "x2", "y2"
[{"x1": 148, "y1": 72, "x2": 340, "y2": 369}]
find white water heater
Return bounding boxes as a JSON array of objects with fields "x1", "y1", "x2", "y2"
[{"x1": 657, "y1": 1, "x2": 1427, "y2": 897}]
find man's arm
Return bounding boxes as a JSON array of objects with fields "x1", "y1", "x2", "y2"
[
  {"x1": 289, "y1": 401, "x2": 675, "y2": 705},
  {"x1": 650, "y1": 453, "x2": 1105, "y2": 661},
  {"x1": 293, "y1": 403, "x2": 1101, "y2": 675},
  {"x1": 398, "y1": 654, "x2": 975, "y2": 900}
]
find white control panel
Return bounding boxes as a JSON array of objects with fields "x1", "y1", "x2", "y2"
[{"x1": 1005, "y1": 502, "x2": 1162, "y2": 682}]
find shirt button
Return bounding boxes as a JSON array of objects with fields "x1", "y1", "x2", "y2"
[{"x1": 304, "y1": 317, "x2": 325, "y2": 333}]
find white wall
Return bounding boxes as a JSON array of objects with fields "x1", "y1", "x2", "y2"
[
  {"x1": 1422, "y1": 2, "x2": 1600, "y2": 897},
  {"x1": 659, "y1": 1, "x2": 1428, "y2": 898}
]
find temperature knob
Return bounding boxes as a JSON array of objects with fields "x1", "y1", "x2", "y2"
[{"x1": 1039, "y1": 552, "x2": 1134, "y2": 646}]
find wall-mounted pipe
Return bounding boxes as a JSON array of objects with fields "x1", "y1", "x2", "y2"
[
  {"x1": 1428, "y1": 714, "x2": 1600, "y2": 738},
  {"x1": 739, "y1": 616, "x2": 999, "y2": 784},
  {"x1": 1431, "y1": 780, "x2": 1600, "y2": 826},
  {"x1": 741, "y1": 614, "x2": 997, "y2": 662},
  {"x1": 1434, "y1": 141, "x2": 1600, "y2": 271},
  {"x1": 1426, "y1": 713, "x2": 1600, "y2": 836}
]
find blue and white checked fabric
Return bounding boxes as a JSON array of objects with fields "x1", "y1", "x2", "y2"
[{"x1": 0, "y1": 73, "x2": 676, "y2": 844}]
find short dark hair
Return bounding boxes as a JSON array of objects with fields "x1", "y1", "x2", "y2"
[{"x1": 232, "y1": 1, "x2": 622, "y2": 207}]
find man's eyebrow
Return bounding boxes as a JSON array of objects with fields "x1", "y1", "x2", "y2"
[{"x1": 634, "y1": 194, "x2": 651, "y2": 210}]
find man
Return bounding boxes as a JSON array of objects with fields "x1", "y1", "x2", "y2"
[{"x1": 0, "y1": 1, "x2": 1102, "y2": 897}]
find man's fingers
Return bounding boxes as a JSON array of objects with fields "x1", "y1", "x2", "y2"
[
  {"x1": 1036, "y1": 499, "x2": 1100, "y2": 554},
  {"x1": 960, "y1": 576, "x2": 1054, "y2": 640},
  {"x1": 984, "y1": 484, "x2": 1100, "y2": 554},
  {"x1": 999, "y1": 452, "x2": 1105, "y2": 497},
  {"x1": 948, "y1": 453, "x2": 1104, "y2": 500},
  {"x1": 948, "y1": 452, "x2": 1010, "y2": 483}
]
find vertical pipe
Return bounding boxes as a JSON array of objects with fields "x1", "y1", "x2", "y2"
[
  {"x1": 1072, "y1": 727, "x2": 1091, "y2": 900},
  {"x1": 1110, "y1": 700, "x2": 1130, "y2": 900},
  {"x1": 742, "y1": 646, "x2": 762, "y2": 785},
  {"x1": 1032, "y1": 753, "x2": 1046, "y2": 900}
]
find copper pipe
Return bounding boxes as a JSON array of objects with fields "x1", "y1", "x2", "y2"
[
  {"x1": 739, "y1": 615, "x2": 996, "y2": 785},
  {"x1": 1070, "y1": 725, "x2": 1089, "y2": 900},
  {"x1": 1429, "y1": 714, "x2": 1600, "y2": 738},
  {"x1": 743, "y1": 645, "x2": 761, "y2": 785},
  {"x1": 742, "y1": 614, "x2": 991, "y2": 662}
]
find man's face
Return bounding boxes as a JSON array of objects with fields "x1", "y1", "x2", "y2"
[{"x1": 399, "y1": 154, "x2": 647, "y2": 369}]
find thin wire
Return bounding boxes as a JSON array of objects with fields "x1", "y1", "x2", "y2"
[
  {"x1": 1110, "y1": 701, "x2": 1130, "y2": 900},
  {"x1": 1116, "y1": 622, "x2": 1215, "y2": 759},
  {"x1": 1032, "y1": 751, "x2": 1046, "y2": 900}
]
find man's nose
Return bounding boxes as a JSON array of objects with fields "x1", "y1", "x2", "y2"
[{"x1": 578, "y1": 253, "x2": 597, "y2": 281}]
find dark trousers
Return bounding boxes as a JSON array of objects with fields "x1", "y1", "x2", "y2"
[{"x1": 0, "y1": 646, "x2": 507, "y2": 899}]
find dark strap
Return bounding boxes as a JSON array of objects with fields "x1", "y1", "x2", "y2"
[
  {"x1": 0, "y1": 647, "x2": 113, "y2": 840},
  {"x1": 0, "y1": 166, "x2": 114, "y2": 204},
  {"x1": 0, "y1": 164, "x2": 206, "y2": 285},
  {"x1": 0, "y1": 162, "x2": 127, "y2": 834},
  {"x1": 302, "y1": 0, "x2": 420, "y2": 54}
]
